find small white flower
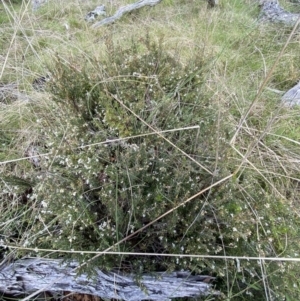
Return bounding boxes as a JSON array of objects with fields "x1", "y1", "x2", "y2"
[{"x1": 41, "y1": 201, "x2": 48, "y2": 208}]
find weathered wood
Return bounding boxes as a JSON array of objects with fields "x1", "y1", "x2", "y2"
[
  {"x1": 85, "y1": 5, "x2": 106, "y2": 22},
  {"x1": 259, "y1": 0, "x2": 300, "y2": 26},
  {"x1": 0, "y1": 257, "x2": 217, "y2": 300},
  {"x1": 92, "y1": 0, "x2": 162, "y2": 28},
  {"x1": 282, "y1": 81, "x2": 300, "y2": 106},
  {"x1": 0, "y1": 82, "x2": 31, "y2": 103}
]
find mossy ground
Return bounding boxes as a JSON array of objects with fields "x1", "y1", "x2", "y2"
[{"x1": 0, "y1": 0, "x2": 300, "y2": 300}]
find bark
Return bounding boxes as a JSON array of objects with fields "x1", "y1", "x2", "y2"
[
  {"x1": 0, "y1": 257, "x2": 218, "y2": 300},
  {"x1": 91, "y1": 0, "x2": 163, "y2": 28}
]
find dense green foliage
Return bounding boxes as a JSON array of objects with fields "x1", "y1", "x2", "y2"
[
  {"x1": 32, "y1": 37, "x2": 219, "y2": 269},
  {"x1": 1, "y1": 1, "x2": 300, "y2": 300}
]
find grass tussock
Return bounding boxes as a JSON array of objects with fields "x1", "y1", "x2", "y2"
[{"x1": 1, "y1": 0, "x2": 300, "y2": 300}]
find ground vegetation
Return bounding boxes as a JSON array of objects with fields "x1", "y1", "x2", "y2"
[{"x1": 0, "y1": 0, "x2": 300, "y2": 300}]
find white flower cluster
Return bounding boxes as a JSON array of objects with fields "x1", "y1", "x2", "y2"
[{"x1": 98, "y1": 219, "x2": 116, "y2": 238}]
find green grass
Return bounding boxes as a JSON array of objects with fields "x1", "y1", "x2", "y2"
[{"x1": 1, "y1": 0, "x2": 300, "y2": 300}]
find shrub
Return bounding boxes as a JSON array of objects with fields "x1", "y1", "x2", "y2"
[
  {"x1": 1, "y1": 35, "x2": 300, "y2": 300},
  {"x1": 36, "y1": 35, "x2": 218, "y2": 271}
]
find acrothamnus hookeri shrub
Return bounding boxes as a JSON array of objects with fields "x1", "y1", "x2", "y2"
[
  {"x1": 36, "y1": 35, "x2": 219, "y2": 270},
  {"x1": 1, "y1": 35, "x2": 300, "y2": 300}
]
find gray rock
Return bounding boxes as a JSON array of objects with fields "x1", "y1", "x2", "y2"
[
  {"x1": 207, "y1": 0, "x2": 219, "y2": 7},
  {"x1": 32, "y1": 75, "x2": 50, "y2": 91},
  {"x1": 32, "y1": 0, "x2": 48, "y2": 11}
]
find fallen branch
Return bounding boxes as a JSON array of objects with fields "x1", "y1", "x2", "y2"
[
  {"x1": 282, "y1": 81, "x2": 300, "y2": 106},
  {"x1": 259, "y1": 0, "x2": 300, "y2": 26},
  {"x1": 0, "y1": 257, "x2": 218, "y2": 300},
  {"x1": 92, "y1": 0, "x2": 162, "y2": 28}
]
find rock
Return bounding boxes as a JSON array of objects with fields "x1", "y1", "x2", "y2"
[
  {"x1": 208, "y1": 0, "x2": 219, "y2": 7},
  {"x1": 32, "y1": 75, "x2": 50, "y2": 91},
  {"x1": 32, "y1": 0, "x2": 48, "y2": 11},
  {"x1": 25, "y1": 144, "x2": 41, "y2": 168}
]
